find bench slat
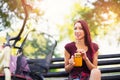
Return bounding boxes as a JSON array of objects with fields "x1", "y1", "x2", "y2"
[
  {"x1": 51, "y1": 54, "x2": 120, "y2": 62},
  {"x1": 100, "y1": 67, "x2": 120, "y2": 73},
  {"x1": 49, "y1": 59, "x2": 120, "y2": 69},
  {"x1": 98, "y1": 53, "x2": 120, "y2": 59},
  {"x1": 43, "y1": 71, "x2": 68, "y2": 77},
  {"x1": 102, "y1": 74, "x2": 120, "y2": 80},
  {"x1": 98, "y1": 59, "x2": 120, "y2": 65}
]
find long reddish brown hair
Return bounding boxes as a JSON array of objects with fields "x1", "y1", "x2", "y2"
[{"x1": 74, "y1": 19, "x2": 95, "y2": 57}]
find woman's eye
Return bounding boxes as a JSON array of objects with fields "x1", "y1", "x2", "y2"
[
  {"x1": 74, "y1": 27, "x2": 83, "y2": 30},
  {"x1": 74, "y1": 27, "x2": 77, "y2": 30}
]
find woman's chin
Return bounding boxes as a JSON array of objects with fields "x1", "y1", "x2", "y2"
[
  {"x1": 75, "y1": 38, "x2": 80, "y2": 40},
  {"x1": 75, "y1": 37, "x2": 84, "y2": 41}
]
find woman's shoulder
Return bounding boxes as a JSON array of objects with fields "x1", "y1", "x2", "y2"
[
  {"x1": 92, "y1": 42, "x2": 98, "y2": 46},
  {"x1": 64, "y1": 41, "x2": 75, "y2": 48},
  {"x1": 65, "y1": 41, "x2": 75, "y2": 46},
  {"x1": 92, "y1": 42, "x2": 99, "y2": 51}
]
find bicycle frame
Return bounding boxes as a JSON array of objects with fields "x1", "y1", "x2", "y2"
[
  {"x1": 0, "y1": 45, "x2": 11, "y2": 80},
  {"x1": 0, "y1": 0, "x2": 28, "y2": 80}
]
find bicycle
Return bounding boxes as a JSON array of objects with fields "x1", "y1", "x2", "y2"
[
  {"x1": 0, "y1": 0, "x2": 57, "y2": 80},
  {"x1": 0, "y1": 22, "x2": 57, "y2": 80}
]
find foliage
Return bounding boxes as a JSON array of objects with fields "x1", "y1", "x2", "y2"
[
  {"x1": 58, "y1": 0, "x2": 120, "y2": 41},
  {"x1": 23, "y1": 32, "x2": 56, "y2": 59},
  {"x1": 0, "y1": 0, "x2": 23, "y2": 31},
  {"x1": 0, "y1": 0, "x2": 43, "y2": 31},
  {"x1": 0, "y1": 0, "x2": 45, "y2": 57},
  {"x1": 88, "y1": 0, "x2": 120, "y2": 37}
]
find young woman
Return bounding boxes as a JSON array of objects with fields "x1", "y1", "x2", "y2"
[{"x1": 64, "y1": 19, "x2": 101, "y2": 80}]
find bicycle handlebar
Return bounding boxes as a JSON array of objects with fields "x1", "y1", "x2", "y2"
[{"x1": 6, "y1": 0, "x2": 28, "y2": 49}]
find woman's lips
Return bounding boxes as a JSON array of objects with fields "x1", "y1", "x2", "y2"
[{"x1": 75, "y1": 33, "x2": 80, "y2": 38}]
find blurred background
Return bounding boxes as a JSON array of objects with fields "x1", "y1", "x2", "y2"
[{"x1": 0, "y1": 0, "x2": 120, "y2": 58}]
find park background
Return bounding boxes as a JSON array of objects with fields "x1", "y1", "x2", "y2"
[
  {"x1": 0, "y1": 0, "x2": 120, "y2": 80},
  {"x1": 1, "y1": 0, "x2": 120, "y2": 57},
  {"x1": 0, "y1": 0, "x2": 120, "y2": 60}
]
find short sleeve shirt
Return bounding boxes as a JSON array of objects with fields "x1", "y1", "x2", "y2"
[{"x1": 64, "y1": 42, "x2": 99, "y2": 78}]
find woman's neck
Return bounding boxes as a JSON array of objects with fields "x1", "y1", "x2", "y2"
[
  {"x1": 75, "y1": 39, "x2": 85, "y2": 46},
  {"x1": 75, "y1": 39, "x2": 88, "y2": 51}
]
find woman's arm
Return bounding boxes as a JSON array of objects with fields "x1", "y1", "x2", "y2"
[
  {"x1": 83, "y1": 51, "x2": 99, "y2": 70},
  {"x1": 64, "y1": 49, "x2": 74, "y2": 73}
]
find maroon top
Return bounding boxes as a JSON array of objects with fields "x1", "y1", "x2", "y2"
[{"x1": 64, "y1": 42, "x2": 99, "y2": 79}]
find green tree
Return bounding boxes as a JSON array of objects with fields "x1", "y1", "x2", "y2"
[
  {"x1": 87, "y1": 0, "x2": 120, "y2": 37},
  {"x1": 0, "y1": 0, "x2": 46, "y2": 57},
  {"x1": 0, "y1": 0, "x2": 43, "y2": 31},
  {"x1": 58, "y1": 0, "x2": 120, "y2": 41},
  {"x1": 0, "y1": 0, "x2": 23, "y2": 31},
  {"x1": 22, "y1": 32, "x2": 57, "y2": 59}
]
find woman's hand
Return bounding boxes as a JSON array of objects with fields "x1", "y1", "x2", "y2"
[
  {"x1": 77, "y1": 49, "x2": 88, "y2": 61},
  {"x1": 69, "y1": 55, "x2": 75, "y2": 66}
]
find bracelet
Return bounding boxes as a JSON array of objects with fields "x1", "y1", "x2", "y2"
[{"x1": 69, "y1": 63, "x2": 73, "y2": 66}]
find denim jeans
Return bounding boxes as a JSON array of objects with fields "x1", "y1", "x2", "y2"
[{"x1": 72, "y1": 78, "x2": 80, "y2": 80}]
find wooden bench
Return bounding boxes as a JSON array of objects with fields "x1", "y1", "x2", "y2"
[{"x1": 43, "y1": 53, "x2": 120, "y2": 80}]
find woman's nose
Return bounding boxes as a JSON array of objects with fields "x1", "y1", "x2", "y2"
[{"x1": 75, "y1": 29, "x2": 80, "y2": 32}]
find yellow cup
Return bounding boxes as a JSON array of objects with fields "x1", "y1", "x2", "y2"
[{"x1": 74, "y1": 53, "x2": 82, "y2": 67}]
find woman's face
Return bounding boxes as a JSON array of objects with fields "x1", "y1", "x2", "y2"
[{"x1": 74, "y1": 22, "x2": 85, "y2": 40}]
